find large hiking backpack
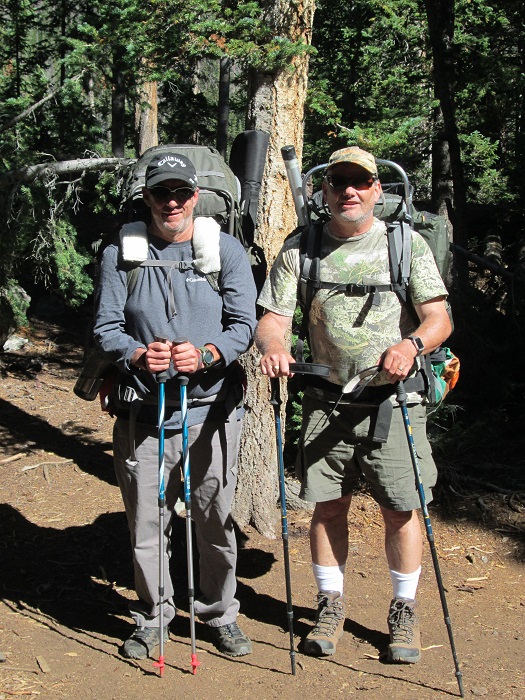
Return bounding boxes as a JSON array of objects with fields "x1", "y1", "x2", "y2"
[
  {"x1": 122, "y1": 143, "x2": 242, "y2": 239},
  {"x1": 286, "y1": 153, "x2": 458, "y2": 408},
  {"x1": 74, "y1": 136, "x2": 270, "y2": 403}
]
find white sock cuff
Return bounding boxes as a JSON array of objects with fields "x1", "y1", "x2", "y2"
[
  {"x1": 389, "y1": 566, "x2": 422, "y2": 601},
  {"x1": 312, "y1": 563, "x2": 345, "y2": 596}
]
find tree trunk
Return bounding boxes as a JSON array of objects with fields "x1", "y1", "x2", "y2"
[
  {"x1": 111, "y1": 48, "x2": 126, "y2": 158},
  {"x1": 135, "y1": 80, "x2": 158, "y2": 156},
  {"x1": 424, "y1": 0, "x2": 468, "y2": 258},
  {"x1": 233, "y1": 0, "x2": 316, "y2": 538},
  {"x1": 217, "y1": 57, "x2": 231, "y2": 158},
  {"x1": 430, "y1": 105, "x2": 453, "y2": 220}
]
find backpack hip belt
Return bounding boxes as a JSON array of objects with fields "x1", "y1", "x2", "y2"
[{"x1": 303, "y1": 372, "x2": 426, "y2": 443}]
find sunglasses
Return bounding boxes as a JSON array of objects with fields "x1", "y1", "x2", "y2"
[
  {"x1": 149, "y1": 186, "x2": 196, "y2": 204},
  {"x1": 325, "y1": 173, "x2": 377, "y2": 192}
]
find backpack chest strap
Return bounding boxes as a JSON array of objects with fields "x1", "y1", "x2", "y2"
[{"x1": 316, "y1": 280, "x2": 407, "y2": 307}]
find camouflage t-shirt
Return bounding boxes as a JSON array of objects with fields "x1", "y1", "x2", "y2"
[{"x1": 258, "y1": 219, "x2": 448, "y2": 387}]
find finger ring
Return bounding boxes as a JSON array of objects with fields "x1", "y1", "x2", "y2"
[
  {"x1": 399, "y1": 365, "x2": 404, "y2": 371},
  {"x1": 272, "y1": 365, "x2": 279, "y2": 372}
]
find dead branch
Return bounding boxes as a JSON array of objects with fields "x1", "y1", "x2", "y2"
[{"x1": 0, "y1": 158, "x2": 135, "y2": 188}]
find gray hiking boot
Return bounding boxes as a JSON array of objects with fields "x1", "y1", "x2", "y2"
[
  {"x1": 303, "y1": 590, "x2": 345, "y2": 656},
  {"x1": 209, "y1": 621, "x2": 252, "y2": 657},
  {"x1": 387, "y1": 597, "x2": 421, "y2": 664},
  {"x1": 121, "y1": 625, "x2": 170, "y2": 660}
]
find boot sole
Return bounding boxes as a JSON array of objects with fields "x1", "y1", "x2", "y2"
[{"x1": 387, "y1": 649, "x2": 421, "y2": 664}]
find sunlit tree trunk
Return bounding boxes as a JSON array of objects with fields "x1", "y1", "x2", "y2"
[
  {"x1": 135, "y1": 80, "x2": 158, "y2": 155},
  {"x1": 234, "y1": 0, "x2": 316, "y2": 538}
]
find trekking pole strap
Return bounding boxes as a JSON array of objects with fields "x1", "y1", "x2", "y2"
[{"x1": 289, "y1": 362, "x2": 330, "y2": 377}]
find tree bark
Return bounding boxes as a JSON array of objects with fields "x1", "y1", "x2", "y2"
[
  {"x1": 135, "y1": 80, "x2": 158, "y2": 156},
  {"x1": 233, "y1": 0, "x2": 315, "y2": 538},
  {"x1": 424, "y1": 0, "x2": 468, "y2": 256}
]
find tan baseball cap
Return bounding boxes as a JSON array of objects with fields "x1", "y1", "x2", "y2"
[{"x1": 327, "y1": 146, "x2": 378, "y2": 177}]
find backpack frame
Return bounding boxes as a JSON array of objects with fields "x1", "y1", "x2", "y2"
[{"x1": 290, "y1": 157, "x2": 455, "y2": 408}]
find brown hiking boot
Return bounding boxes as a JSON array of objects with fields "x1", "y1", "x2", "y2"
[
  {"x1": 387, "y1": 597, "x2": 421, "y2": 663},
  {"x1": 303, "y1": 590, "x2": 345, "y2": 656}
]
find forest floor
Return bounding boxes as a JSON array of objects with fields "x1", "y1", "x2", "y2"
[{"x1": 0, "y1": 311, "x2": 524, "y2": 700}]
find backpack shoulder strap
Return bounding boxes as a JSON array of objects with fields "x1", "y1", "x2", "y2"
[
  {"x1": 121, "y1": 217, "x2": 222, "y2": 296},
  {"x1": 386, "y1": 221, "x2": 412, "y2": 304},
  {"x1": 296, "y1": 221, "x2": 324, "y2": 362},
  {"x1": 298, "y1": 221, "x2": 324, "y2": 309}
]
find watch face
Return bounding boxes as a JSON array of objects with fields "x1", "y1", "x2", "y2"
[{"x1": 201, "y1": 348, "x2": 215, "y2": 366}]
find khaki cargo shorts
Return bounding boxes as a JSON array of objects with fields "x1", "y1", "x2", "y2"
[{"x1": 296, "y1": 394, "x2": 437, "y2": 511}]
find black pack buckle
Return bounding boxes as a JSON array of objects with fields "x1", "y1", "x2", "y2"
[{"x1": 345, "y1": 283, "x2": 370, "y2": 297}]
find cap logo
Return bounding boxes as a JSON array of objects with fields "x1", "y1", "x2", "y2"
[{"x1": 157, "y1": 155, "x2": 188, "y2": 168}]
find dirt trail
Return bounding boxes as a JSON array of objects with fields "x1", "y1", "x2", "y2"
[{"x1": 0, "y1": 317, "x2": 523, "y2": 699}]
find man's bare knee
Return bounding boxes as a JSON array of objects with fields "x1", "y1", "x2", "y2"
[{"x1": 313, "y1": 495, "x2": 352, "y2": 524}]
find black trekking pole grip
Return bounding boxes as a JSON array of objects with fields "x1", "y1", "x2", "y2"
[
  {"x1": 395, "y1": 380, "x2": 407, "y2": 405},
  {"x1": 269, "y1": 377, "x2": 281, "y2": 407},
  {"x1": 154, "y1": 337, "x2": 169, "y2": 383},
  {"x1": 172, "y1": 336, "x2": 190, "y2": 381}
]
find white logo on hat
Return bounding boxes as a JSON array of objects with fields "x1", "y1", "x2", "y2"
[{"x1": 158, "y1": 155, "x2": 187, "y2": 168}]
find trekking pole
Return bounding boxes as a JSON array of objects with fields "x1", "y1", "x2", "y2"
[
  {"x1": 154, "y1": 337, "x2": 168, "y2": 678},
  {"x1": 175, "y1": 339, "x2": 200, "y2": 675},
  {"x1": 270, "y1": 376, "x2": 296, "y2": 675},
  {"x1": 268, "y1": 362, "x2": 330, "y2": 675},
  {"x1": 396, "y1": 382, "x2": 465, "y2": 698}
]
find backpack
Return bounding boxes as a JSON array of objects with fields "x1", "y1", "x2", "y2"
[
  {"x1": 123, "y1": 143, "x2": 242, "y2": 239},
  {"x1": 291, "y1": 160, "x2": 459, "y2": 409},
  {"x1": 74, "y1": 136, "x2": 270, "y2": 404}
]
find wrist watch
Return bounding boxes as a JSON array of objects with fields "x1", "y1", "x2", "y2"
[
  {"x1": 198, "y1": 346, "x2": 216, "y2": 369},
  {"x1": 407, "y1": 335, "x2": 425, "y2": 356}
]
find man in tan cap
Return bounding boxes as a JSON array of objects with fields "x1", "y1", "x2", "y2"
[{"x1": 255, "y1": 145, "x2": 451, "y2": 663}]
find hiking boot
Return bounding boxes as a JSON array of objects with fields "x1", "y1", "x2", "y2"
[
  {"x1": 121, "y1": 625, "x2": 170, "y2": 660},
  {"x1": 387, "y1": 597, "x2": 421, "y2": 664},
  {"x1": 209, "y1": 621, "x2": 252, "y2": 657},
  {"x1": 303, "y1": 590, "x2": 345, "y2": 656}
]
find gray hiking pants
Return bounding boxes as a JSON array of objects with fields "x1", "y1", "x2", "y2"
[{"x1": 113, "y1": 414, "x2": 242, "y2": 629}]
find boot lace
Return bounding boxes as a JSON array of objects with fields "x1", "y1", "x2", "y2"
[
  {"x1": 221, "y1": 622, "x2": 245, "y2": 639},
  {"x1": 311, "y1": 593, "x2": 344, "y2": 638},
  {"x1": 388, "y1": 600, "x2": 417, "y2": 643}
]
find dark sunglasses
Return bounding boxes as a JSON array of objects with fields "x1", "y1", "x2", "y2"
[
  {"x1": 149, "y1": 185, "x2": 196, "y2": 204},
  {"x1": 325, "y1": 173, "x2": 377, "y2": 192}
]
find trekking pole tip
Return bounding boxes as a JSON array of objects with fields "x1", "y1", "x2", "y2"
[
  {"x1": 191, "y1": 653, "x2": 201, "y2": 675},
  {"x1": 153, "y1": 655, "x2": 165, "y2": 677},
  {"x1": 456, "y1": 670, "x2": 465, "y2": 697}
]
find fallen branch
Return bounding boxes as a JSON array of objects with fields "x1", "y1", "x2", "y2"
[
  {"x1": 1, "y1": 157, "x2": 135, "y2": 188},
  {"x1": 36, "y1": 380, "x2": 69, "y2": 393},
  {"x1": 0, "y1": 454, "x2": 25, "y2": 464},
  {"x1": 22, "y1": 459, "x2": 73, "y2": 471}
]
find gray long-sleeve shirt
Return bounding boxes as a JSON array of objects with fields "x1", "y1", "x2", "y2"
[{"x1": 93, "y1": 228, "x2": 257, "y2": 428}]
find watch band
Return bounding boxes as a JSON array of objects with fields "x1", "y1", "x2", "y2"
[{"x1": 407, "y1": 335, "x2": 425, "y2": 356}]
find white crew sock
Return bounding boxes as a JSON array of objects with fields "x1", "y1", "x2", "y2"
[
  {"x1": 312, "y1": 563, "x2": 345, "y2": 596},
  {"x1": 389, "y1": 566, "x2": 422, "y2": 601}
]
